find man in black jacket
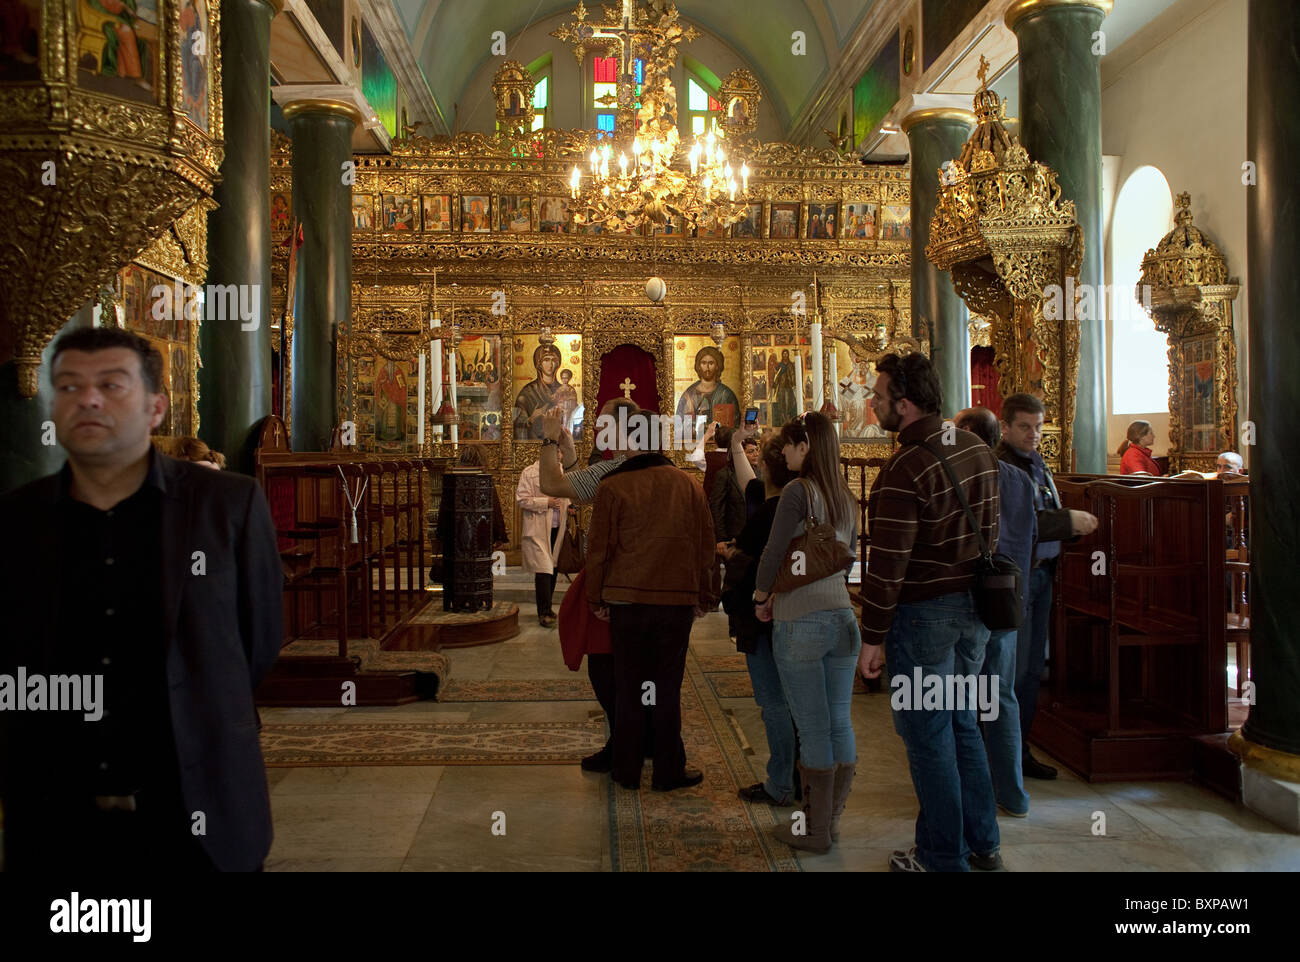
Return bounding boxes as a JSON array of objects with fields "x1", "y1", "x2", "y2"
[
  {"x1": 996, "y1": 394, "x2": 1098, "y2": 780},
  {"x1": 0, "y1": 328, "x2": 283, "y2": 872}
]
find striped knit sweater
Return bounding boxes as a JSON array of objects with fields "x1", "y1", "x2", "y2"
[{"x1": 859, "y1": 414, "x2": 1000, "y2": 645}]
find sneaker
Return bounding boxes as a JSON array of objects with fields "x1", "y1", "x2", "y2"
[
  {"x1": 737, "y1": 782, "x2": 792, "y2": 806},
  {"x1": 970, "y1": 850, "x2": 1005, "y2": 871},
  {"x1": 888, "y1": 847, "x2": 927, "y2": 872}
]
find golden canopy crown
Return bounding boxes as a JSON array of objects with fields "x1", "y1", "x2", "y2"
[
  {"x1": 1140, "y1": 191, "x2": 1229, "y2": 289},
  {"x1": 924, "y1": 55, "x2": 1083, "y2": 471}
]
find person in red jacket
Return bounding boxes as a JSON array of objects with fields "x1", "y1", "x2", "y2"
[{"x1": 1118, "y1": 420, "x2": 1161, "y2": 475}]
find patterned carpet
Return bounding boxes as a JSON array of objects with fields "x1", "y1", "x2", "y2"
[
  {"x1": 260, "y1": 720, "x2": 605, "y2": 766},
  {"x1": 407, "y1": 600, "x2": 518, "y2": 625},
  {"x1": 611, "y1": 651, "x2": 800, "y2": 872},
  {"x1": 439, "y1": 678, "x2": 597, "y2": 702}
]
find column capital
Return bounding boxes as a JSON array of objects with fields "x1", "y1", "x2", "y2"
[
  {"x1": 275, "y1": 85, "x2": 370, "y2": 128},
  {"x1": 899, "y1": 94, "x2": 976, "y2": 135},
  {"x1": 1005, "y1": 0, "x2": 1113, "y2": 31}
]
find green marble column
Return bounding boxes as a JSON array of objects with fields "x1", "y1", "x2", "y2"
[
  {"x1": 1240, "y1": 0, "x2": 1300, "y2": 762},
  {"x1": 904, "y1": 108, "x2": 975, "y2": 417},
  {"x1": 283, "y1": 100, "x2": 360, "y2": 451},
  {"x1": 0, "y1": 309, "x2": 91, "y2": 493},
  {"x1": 1008, "y1": 0, "x2": 1111, "y2": 473},
  {"x1": 198, "y1": 0, "x2": 279, "y2": 474}
]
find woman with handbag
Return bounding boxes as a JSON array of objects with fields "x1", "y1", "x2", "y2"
[
  {"x1": 516, "y1": 460, "x2": 570, "y2": 627},
  {"x1": 753, "y1": 411, "x2": 859, "y2": 853}
]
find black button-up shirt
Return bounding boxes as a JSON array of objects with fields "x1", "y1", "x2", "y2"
[{"x1": 55, "y1": 449, "x2": 178, "y2": 796}]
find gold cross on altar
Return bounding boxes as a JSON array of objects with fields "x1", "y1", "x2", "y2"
[{"x1": 620, "y1": 377, "x2": 636, "y2": 398}]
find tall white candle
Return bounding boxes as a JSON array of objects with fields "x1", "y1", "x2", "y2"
[
  {"x1": 794, "y1": 353, "x2": 805, "y2": 414},
  {"x1": 810, "y1": 320, "x2": 823, "y2": 410},
  {"x1": 828, "y1": 344, "x2": 840, "y2": 436},
  {"x1": 417, "y1": 352, "x2": 426, "y2": 450},
  {"x1": 430, "y1": 339, "x2": 443, "y2": 440},
  {"x1": 449, "y1": 345, "x2": 459, "y2": 445}
]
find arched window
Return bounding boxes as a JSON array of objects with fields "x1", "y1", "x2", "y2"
[
  {"x1": 591, "y1": 55, "x2": 642, "y2": 139},
  {"x1": 685, "y1": 73, "x2": 721, "y2": 136},
  {"x1": 532, "y1": 75, "x2": 549, "y2": 131},
  {"x1": 1111, "y1": 166, "x2": 1174, "y2": 414}
]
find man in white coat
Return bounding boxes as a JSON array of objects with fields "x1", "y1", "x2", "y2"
[{"x1": 517, "y1": 460, "x2": 570, "y2": 627}]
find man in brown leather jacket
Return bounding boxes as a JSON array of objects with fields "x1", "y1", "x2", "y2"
[{"x1": 586, "y1": 407, "x2": 715, "y2": 792}]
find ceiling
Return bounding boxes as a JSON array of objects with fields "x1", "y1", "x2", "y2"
[{"x1": 391, "y1": 0, "x2": 881, "y2": 134}]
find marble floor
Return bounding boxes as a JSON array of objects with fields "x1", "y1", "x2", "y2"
[{"x1": 261, "y1": 573, "x2": 1300, "y2": 872}]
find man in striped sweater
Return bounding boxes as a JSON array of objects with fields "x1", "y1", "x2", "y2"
[{"x1": 856, "y1": 352, "x2": 1003, "y2": 873}]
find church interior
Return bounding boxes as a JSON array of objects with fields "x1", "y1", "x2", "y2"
[{"x1": 2, "y1": 0, "x2": 1299, "y2": 878}]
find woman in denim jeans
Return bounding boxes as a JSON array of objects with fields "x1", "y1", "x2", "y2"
[{"x1": 753, "y1": 412, "x2": 859, "y2": 853}]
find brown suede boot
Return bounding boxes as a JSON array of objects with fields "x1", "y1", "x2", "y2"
[
  {"x1": 828, "y1": 762, "x2": 856, "y2": 842},
  {"x1": 769, "y1": 763, "x2": 835, "y2": 853}
]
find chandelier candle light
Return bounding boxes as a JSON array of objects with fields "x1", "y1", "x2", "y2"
[{"x1": 558, "y1": 0, "x2": 752, "y2": 232}]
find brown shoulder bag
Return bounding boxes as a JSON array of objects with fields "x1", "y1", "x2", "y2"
[{"x1": 770, "y1": 479, "x2": 855, "y2": 593}]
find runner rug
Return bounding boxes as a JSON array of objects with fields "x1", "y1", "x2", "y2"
[
  {"x1": 438, "y1": 678, "x2": 597, "y2": 702},
  {"x1": 260, "y1": 720, "x2": 605, "y2": 767},
  {"x1": 610, "y1": 649, "x2": 800, "y2": 872}
]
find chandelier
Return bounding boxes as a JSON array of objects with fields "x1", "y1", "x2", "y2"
[{"x1": 554, "y1": 0, "x2": 753, "y2": 231}]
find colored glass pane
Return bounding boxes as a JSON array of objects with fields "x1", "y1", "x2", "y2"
[
  {"x1": 532, "y1": 113, "x2": 545, "y2": 131},
  {"x1": 593, "y1": 57, "x2": 617, "y2": 83},
  {"x1": 708, "y1": 96, "x2": 722, "y2": 112},
  {"x1": 593, "y1": 81, "x2": 617, "y2": 104},
  {"x1": 691, "y1": 115, "x2": 705, "y2": 135},
  {"x1": 596, "y1": 113, "x2": 616, "y2": 133},
  {"x1": 533, "y1": 77, "x2": 548, "y2": 109}
]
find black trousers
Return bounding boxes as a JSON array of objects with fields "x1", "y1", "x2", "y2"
[
  {"x1": 587, "y1": 651, "x2": 654, "y2": 755},
  {"x1": 534, "y1": 571, "x2": 558, "y2": 617},
  {"x1": 609, "y1": 604, "x2": 694, "y2": 786}
]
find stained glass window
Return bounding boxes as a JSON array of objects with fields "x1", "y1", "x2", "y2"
[{"x1": 591, "y1": 56, "x2": 644, "y2": 134}]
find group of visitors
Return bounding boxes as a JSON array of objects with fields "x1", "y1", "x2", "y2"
[{"x1": 513, "y1": 352, "x2": 1252, "y2": 872}]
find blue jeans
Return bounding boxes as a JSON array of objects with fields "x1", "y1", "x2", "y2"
[
  {"x1": 772, "y1": 608, "x2": 860, "y2": 770},
  {"x1": 1014, "y1": 566, "x2": 1054, "y2": 757},
  {"x1": 745, "y1": 633, "x2": 796, "y2": 801},
  {"x1": 886, "y1": 591, "x2": 999, "y2": 872},
  {"x1": 982, "y1": 629, "x2": 1029, "y2": 814}
]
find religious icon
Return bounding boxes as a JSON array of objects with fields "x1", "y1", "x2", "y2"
[
  {"x1": 675, "y1": 344, "x2": 740, "y2": 428},
  {"x1": 881, "y1": 204, "x2": 911, "y2": 241},
  {"x1": 170, "y1": 343, "x2": 190, "y2": 434},
  {"x1": 77, "y1": 0, "x2": 159, "y2": 102},
  {"x1": 271, "y1": 193, "x2": 291, "y2": 232},
  {"x1": 374, "y1": 357, "x2": 409, "y2": 443},
  {"x1": 0, "y1": 0, "x2": 40, "y2": 82},
  {"x1": 461, "y1": 194, "x2": 491, "y2": 232},
  {"x1": 769, "y1": 203, "x2": 799, "y2": 240},
  {"x1": 351, "y1": 194, "x2": 373, "y2": 231},
  {"x1": 179, "y1": 0, "x2": 207, "y2": 131},
  {"x1": 553, "y1": 368, "x2": 581, "y2": 436},
  {"x1": 842, "y1": 200, "x2": 877, "y2": 239},
  {"x1": 498, "y1": 194, "x2": 532, "y2": 232},
  {"x1": 728, "y1": 97, "x2": 748, "y2": 125},
  {"x1": 731, "y1": 203, "x2": 762, "y2": 238},
  {"x1": 538, "y1": 196, "x2": 572, "y2": 233},
  {"x1": 512, "y1": 342, "x2": 563, "y2": 439},
  {"x1": 768, "y1": 348, "x2": 799, "y2": 426},
  {"x1": 382, "y1": 194, "x2": 416, "y2": 230},
  {"x1": 835, "y1": 346, "x2": 885, "y2": 440},
  {"x1": 809, "y1": 203, "x2": 838, "y2": 239},
  {"x1": 692, "y1": 216, "x2": 726, "y2": 239},
  {"x1": 454, "y1": 334, "x2": 503, "y2": 440},
  {"x1": 421, "y1": 194, "x2": 450, "y2": 232}
]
